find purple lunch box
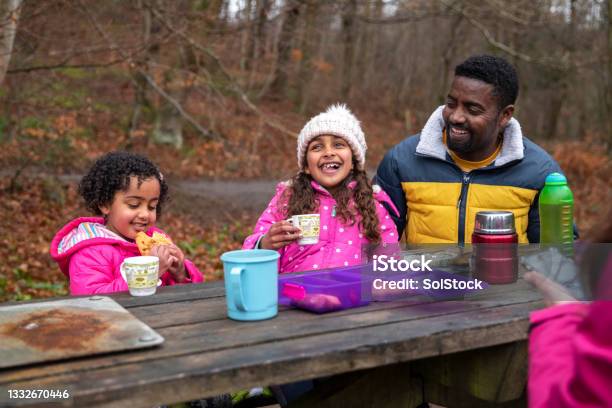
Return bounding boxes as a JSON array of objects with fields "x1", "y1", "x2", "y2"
[{"x1": 278, "y1": 265, "x2": 370, "y2": 313}]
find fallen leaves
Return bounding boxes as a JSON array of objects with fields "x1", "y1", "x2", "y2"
[{"x1": 550, "y1": 137, "x2": 612, "y2": 236}]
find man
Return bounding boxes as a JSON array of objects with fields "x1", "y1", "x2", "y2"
[{"x1": 375, "y1": 54, "x2": 565, "y2": 243}]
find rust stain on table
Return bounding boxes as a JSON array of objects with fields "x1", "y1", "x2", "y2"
[
  {"x1": 0, "y1": 296, "x2": 164, "y2": 369},
  {"x1": 0, "y1": 308, "x2": 115, "y2": 352}
]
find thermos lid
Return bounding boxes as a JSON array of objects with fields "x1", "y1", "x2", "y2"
[
  {"x1": 474, "y1": 211, "x2": 516, "y2": 235},
  {"x1": 544, "y1": 172, "x2": 567, "y2": 185}
]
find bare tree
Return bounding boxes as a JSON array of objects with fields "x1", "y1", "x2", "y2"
[
  {"x1": 241, "y1": 0, "x2": 255, "y2": 71},
  {"x1": 0, "y1": 0, "x2": 23, "y2": 85},
  {"x1": 340, "y1": 0, "x2": 357, "y2": 100},
  {"x1": 355, "y1": 0, "x2": 383, "y2": 88},
  {"x1": 268, "y1": 0, "x2": 301, "y2": 97},
  {"x1": 243, "y1": 0, "x2": 272, "y2": 77},
  {"x1": 129, "y1": 0, "x2": 156, "y2": 137},
  {"x1": 606, "y1": 0, "x2": 612, "y2": 145},
  {"x1": 254, "y1": 0, "x2": 271, "y2": 60},
  {"x1": 437, "y1": 3, "x2": 463, "y2": 105},
  {"x1": 149, "y1": 1, "x2": 214, "y2": 148},
  {"x1": 2, "y1": 0, "x2": 610, "y2": 150},
  {"x1": 543, "y1": 0, "x2": 577, "y2": 140},
  {"x1": 295, "y1": 0, "x2": 320, "y2": 113}
]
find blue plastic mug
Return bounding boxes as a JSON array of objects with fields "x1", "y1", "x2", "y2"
[{"x1": 220, "y1": 249, "x2": 280, "y2": 321}]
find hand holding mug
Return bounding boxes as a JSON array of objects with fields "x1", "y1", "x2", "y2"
[
  {"x1": 260, "y1": 221, "x2": 302, "y2": 250},
  {"x1": 289, "y1": 214, "x2": 320, "y2": 245}
]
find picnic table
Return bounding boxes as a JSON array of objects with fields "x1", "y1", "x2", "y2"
[{"x1": 0, "y1": 272, "x2": 543, "y2": 407}]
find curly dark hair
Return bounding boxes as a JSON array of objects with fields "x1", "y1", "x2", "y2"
[
  {"x1": 455, "y1": 54, "x2": 519, "y2": 109},
  {"x1": 79, "y1": 151, "x2": 169, "y2": 218},
  {"x1": 281, "y1": 162, "x2": 382, "y2": 244}
]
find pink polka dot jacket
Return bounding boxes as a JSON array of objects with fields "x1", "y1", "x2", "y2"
[{"x1": 243, "y1": 180, "x2": 400, "y2": 273}]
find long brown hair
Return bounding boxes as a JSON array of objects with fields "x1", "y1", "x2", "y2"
[{"x1": 281, "y1": 165, "x2": 382, "y2": 244}]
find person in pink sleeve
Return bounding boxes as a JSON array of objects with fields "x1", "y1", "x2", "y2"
[
  {"x1": 243, "y1": 104, "x2": 399, "y2": 273},
  {"x1": 50, "y1": 151, "x2": 203, "y2": 295},
  {"x1": 525, "y1": 214, "x2": 612, "y2": 407}
]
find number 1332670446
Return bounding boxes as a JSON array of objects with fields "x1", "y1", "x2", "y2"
[{"x1": 8, "y1": 389, "x2": 70, "y2": 399}]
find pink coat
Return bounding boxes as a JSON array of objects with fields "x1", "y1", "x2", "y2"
[
  {"x1": 50, "y1": 217, "x2": 204, "y2": 295},
  {"x1": 529, "y1": 301, "x2": 612, "y2": 407},
  {"x1": 243, "y1": 181, "x2": 399, "y2": 273}
]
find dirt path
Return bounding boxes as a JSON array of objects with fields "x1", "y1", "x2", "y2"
[
  {"x1": 171, "y1": 179, "x2": 278, "y2": 223},
  {"x1": 1, "y1": 170, "x2": 278, "y2": 223},
  {"x1": 2, "y1": 169, "x2": 378, "y2": 224}
]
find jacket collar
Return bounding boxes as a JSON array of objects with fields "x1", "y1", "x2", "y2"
[
  {"x1": 416, "y1": 105, "x2": 525, "y2": 167},
  {"x1": 53, "y1": 217, "x2": 130, "y2": 255},
  {"x1": 310, "y1": 179, "x2": 357, "y2": 196}
]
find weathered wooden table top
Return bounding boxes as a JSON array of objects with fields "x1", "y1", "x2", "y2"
[{"x1": 0, "y1": 277, "x2": 543, "y2": 407}]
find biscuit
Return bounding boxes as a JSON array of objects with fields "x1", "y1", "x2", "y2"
[{"x1": 136, "y1": 231, "x2": 173, "y2": 255}]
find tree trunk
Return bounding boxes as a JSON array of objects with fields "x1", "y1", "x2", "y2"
[
  {"x1": 245, "y1": 0, "x2": 269, "y2": 71},
  {"x1": 149, "y1": 0, "x2": 187, "y2": 149},
  {"x1": 545, "y1": 0, "x2": 576, "y2": 140},
  {"x1": 254, "y1": 0, "x2": 271, "y2": 59},
  {"x1": 268, "y1": 0, "x2": 300, "y2": 97},
  {"x1": 606, "y1": 0, "x2": 612, "y2": 148},
  {"x1": 130, "y1": 0, "x2": 154, "y2": 135},
  {"x1": 295, "y1": 0, "x2": 320, "y2": 113},
  {"x1": 545, "y1": 82, "x2": 566, "y2": 139},
  {"x1": 359, "y1": 0, "x2": 383, "y2": 90},
  {"x1": 393, "y1": 19, "x2": 415, "y2": 119},
  {"x1": 0, "y1": 0, "x2": 23, "y2": 85},
  {"x1": 151, "y1": 40, "x2": 202, "y2": 149},
  {"x1": 206, "y1": 0, "x2": 227, "y2": 27},
  {"x1": 340, "y1": 0, "x2": 357, "y2": 100},
  {"x1": 245, "y1": 0, "x2": 271, "y2": 89},
  {"x1": 242, "y1": 0, "x2": 254, "y2": 71},
  {"x1": 353, "y1": 0, "x2": 371, "y2": 88},
  {"x1": 193, "y1": 0, "x2": 226, "y2": 27},
  {"x1": 438, "y1": 13, "x2": 463, "y2": 105}
]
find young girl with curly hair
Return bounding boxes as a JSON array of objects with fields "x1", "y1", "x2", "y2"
[
  {"x1": 243, "y1": 104, "x2": 399, "y2": 273},
  {"x1": 50, "y1": 151, "x2": 203, "y2": 295}
]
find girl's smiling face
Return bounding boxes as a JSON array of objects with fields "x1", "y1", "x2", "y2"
[
  {"x1": 305, "y1": 135, "x2": 354, "y2": 194},
  {"x1": 99, "y1": 176, "x2": 160, "y2": 240}
]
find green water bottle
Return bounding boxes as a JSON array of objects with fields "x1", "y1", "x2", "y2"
[{"x1": 539, "y1": 172, "x2": 574, "y2": 255}]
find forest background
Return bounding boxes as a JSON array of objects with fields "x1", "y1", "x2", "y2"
[{"x1": 0, "y1": 0, "x2": 610, "y2": 301}]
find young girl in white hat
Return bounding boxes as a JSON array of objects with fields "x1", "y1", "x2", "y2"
[{"x1": 243, "y1": 104, "x2": 399, "y2": 272}]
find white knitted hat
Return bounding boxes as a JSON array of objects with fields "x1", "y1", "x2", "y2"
[{"x1": 297, "y1": 104, "x2": 367, "y2": 170}]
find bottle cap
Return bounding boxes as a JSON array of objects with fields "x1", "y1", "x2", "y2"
[
  {"x1": 544, "y1": 172, "x2": 567, "y2": 185},
  {"x1": 474, "y1": 211, "x2": 516, "y2": 235}
]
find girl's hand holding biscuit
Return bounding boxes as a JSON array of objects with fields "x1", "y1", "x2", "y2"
[
  {"x1": 260, "y1": 221, "x2": 302, "y2": 250},
  {"x1": 150, "y1": 244, "x2": 187, "y2": 282},
  {"x1": 150, "y1": 244, "x2": 173, "y2": 275},
  {"x1": 167, "y1": 245, "x2": 187, "y2": 282}
]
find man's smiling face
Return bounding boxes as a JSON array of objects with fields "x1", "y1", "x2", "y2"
[{"x1": 443, "y1": 76, "x2": 514, "y2": 162}]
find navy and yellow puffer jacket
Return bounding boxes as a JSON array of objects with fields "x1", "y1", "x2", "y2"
[{"x1": 375, "y1": 106, "x2": 563, "y2": 244}]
